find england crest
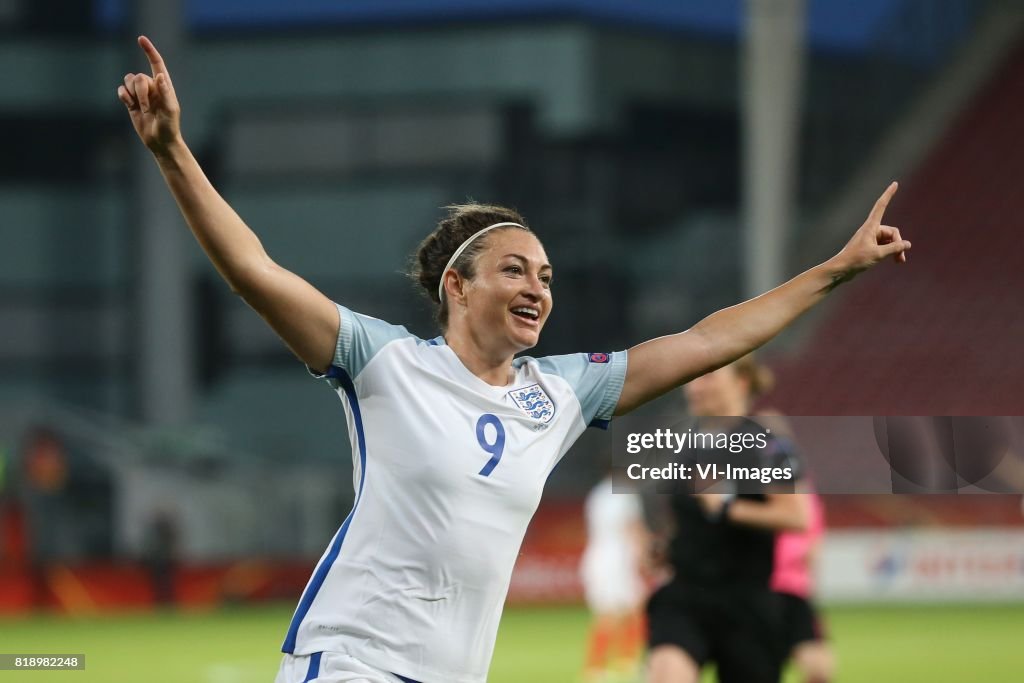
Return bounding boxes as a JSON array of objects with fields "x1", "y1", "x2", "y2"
[{"x1": 508, "y1": 384, "x2": 556, "y2": 423}]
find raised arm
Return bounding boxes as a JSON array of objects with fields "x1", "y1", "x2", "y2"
[
  {"x1": 615, "y1": 183, "x2": 911, "y2": 415},
  {"x1": 117, "y1": 36, "x2": 339, "y2": 374}
]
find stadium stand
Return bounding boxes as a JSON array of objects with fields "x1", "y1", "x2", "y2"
[{"x1": 765, "y1": 40, "x2": 1024, "y2": 416}]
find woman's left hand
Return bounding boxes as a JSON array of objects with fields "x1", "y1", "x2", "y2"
[{"x1": 830, "y1": 181, "x2": 912, "y2": 281}]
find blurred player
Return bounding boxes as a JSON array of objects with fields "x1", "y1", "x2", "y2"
[
  {"x1": 580, "y1": 472, "x2": 649, "y2": 682},
  {"x1": 646, "y1": 355, "x2": 812, "y2": 683},
  {"x1": 118, "y1": 35, "x2": 909, "y2": 683},
  {"x1": 771, "y1": 491, "x2": 834, "y2": 683}
]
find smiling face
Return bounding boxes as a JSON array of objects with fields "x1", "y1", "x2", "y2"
[{"x1": 447, "y1": 228, "x2": 553, "y2": 358}]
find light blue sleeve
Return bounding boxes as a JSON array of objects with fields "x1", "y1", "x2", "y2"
[
  {"x1": 309, "y1": 303, "x2": 416, "y2": 380},
  {"x1": 535, "y1": 351, "x2": 628, "y2": 429}
]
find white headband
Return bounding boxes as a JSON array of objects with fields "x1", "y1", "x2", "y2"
[{"x1": 437, "y1": 222, "x2": 526, "y2": 302}]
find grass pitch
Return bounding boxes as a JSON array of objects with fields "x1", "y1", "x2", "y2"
[{"x1": 0, "y1": 603, "x2": 1021, "y2": 682}]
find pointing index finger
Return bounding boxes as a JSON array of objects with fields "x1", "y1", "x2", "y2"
[
  {"x1": 138, "y1": 35, "x2": 169, "y2": 77},
  {"x1": 869, "y1": 181, "x2": 899, "y2": 224}
]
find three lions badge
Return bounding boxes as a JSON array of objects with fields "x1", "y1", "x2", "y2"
[{"x1": 508, "y1": 384, "x2": 555, "y2": 423}]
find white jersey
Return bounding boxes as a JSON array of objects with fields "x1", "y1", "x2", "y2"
[
  {"x1": 580, "y1": 477, "x2": 646, "y2": 614},
  {"x1": 283, "y1": 303, "x2": 627, "y2": 683}
]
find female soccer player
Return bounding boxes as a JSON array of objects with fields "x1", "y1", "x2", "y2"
[
  {"x1": 118, "y1": 36, "x2": 909, "y2": 683},
  {"x1": 645, "y1": 356, "x2": 828, "y2": 683},
  {"x1": 579, "y1": 472, "x2": 650, "y2": 682},
  {"x1": 771, "y1": 490, "x2": 834, "y2": 683}
]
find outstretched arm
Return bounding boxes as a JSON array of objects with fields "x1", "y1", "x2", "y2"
[
  {"x1": 615, "y1": 183, "x2": 911, "y2": 415},
  {"x1": 118, "y1": 36, "x2": 339, "y2": 373}
]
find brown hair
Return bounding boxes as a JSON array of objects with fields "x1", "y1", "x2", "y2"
[
  {"x1": 730, "y1": 353, "x2": 775, "y2": 398},
  {"x1": 409, "y1": 203, "x2": 531, "y2": 328}
]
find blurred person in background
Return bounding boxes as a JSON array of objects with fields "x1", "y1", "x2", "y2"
[
  {"x1": 755, "y1": 408, "x2": 834, "y2": 683},
  {"x1": 142, "y1": 508, "x2": 180, "y2": 607},
  {"x1": 645, "y1": 355, "x2": 831, "y2": 683},
  {"x1": 580, "y1": 470, "x2": 650, "y2": 682},
  {"x1": 19, "y1": 425, "x2": 72, "y2": 608},
  {"x1": 117, "y1": 35, "x2": 908, "y2": 683},
  {"x1": 768, "y1": 478, "x2": 833, "y2": 683}
]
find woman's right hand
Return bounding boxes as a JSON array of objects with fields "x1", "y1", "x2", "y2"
[{"x1": 117, "y1": 36, "x2": 182, "y2": 155}]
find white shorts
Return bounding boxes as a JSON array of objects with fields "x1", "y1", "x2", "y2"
[
  {"x1": 580, "y1": 546, "x2": 645, "y2": 615},
  {"x1": 275, "y1": 652, "x2": 418, "y2": 683}
]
